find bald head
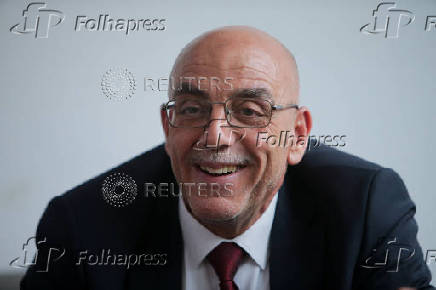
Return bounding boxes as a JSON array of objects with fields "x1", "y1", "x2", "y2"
[{"x1": 169, "y1": 26, "x2": 300, "y2": 104}]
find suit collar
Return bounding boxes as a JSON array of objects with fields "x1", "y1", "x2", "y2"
[
  {"x1": 125, "y1": 190, "x2": 183, "y2": 290},
  {"x1": 269, "y1": 167, "x2": 326, "y2": 289}
]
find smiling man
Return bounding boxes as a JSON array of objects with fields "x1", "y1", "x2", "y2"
[
  {"x1": 22, "y1": 26, "x2": 434, "y2": 290},
  {"x1": 161, "y1": 27, "x2": 309, "y2": 241}
]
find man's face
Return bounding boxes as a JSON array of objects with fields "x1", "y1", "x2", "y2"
[{"x1": 161, "y1": 32, "x2": 309, "y2": 233}]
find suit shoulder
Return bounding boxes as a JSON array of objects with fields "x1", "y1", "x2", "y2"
[
  {"x1": 33, "y1": 144, "x2": 176, "y2": 255},
  {"x1": 289, "y1": 144, "x2": 389, "y2": 207},
  {"x1": 286, "y1": 145, "x2": 409, "y2": 231},
  {"x1": 300, "y1": 143, "x2": 383, "y2": 172}
]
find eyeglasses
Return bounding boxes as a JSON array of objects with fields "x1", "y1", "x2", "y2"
[{"x1": 161, "y1": 96, "x2": 299, "y2": 128}]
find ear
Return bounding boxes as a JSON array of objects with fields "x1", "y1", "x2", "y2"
[
  {"x1": 160, "y1": 106, "x2": 170, "y2": 153},
  {"x1": 287, "y1": 106, "x2": 312, "y2": 165}
]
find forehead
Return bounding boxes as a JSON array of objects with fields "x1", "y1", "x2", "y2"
[
  {"x1": 172, "y1": 46, "x2": 281, "y2": 100},
  {"x1": 180, "y1": 44, "x2": 278, "y2": 75}
]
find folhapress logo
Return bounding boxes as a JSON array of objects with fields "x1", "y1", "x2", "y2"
[
  {"x1": 10, "y1": 2, "x2": 64, "y2": 38},
  {"x1": 360, "y1": 2, "x2": 414, "y2": 39}
]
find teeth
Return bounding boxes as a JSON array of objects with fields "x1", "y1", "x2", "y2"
[{"x1": 200, "y1": 166, "x2": 238, "y2": 174}]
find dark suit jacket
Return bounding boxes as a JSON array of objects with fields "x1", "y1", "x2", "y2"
[{"x1": 21, "y1": 143, "x2": 435, "y2": 290}]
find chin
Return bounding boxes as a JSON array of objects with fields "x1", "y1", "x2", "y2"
[{"x1": 186, "y1": 194, "x2": 247, "y2": 223}]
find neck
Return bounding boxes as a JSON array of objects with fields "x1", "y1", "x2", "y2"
[{"x1": 194, "y1": 191, "x2": 277, "y2": 239}]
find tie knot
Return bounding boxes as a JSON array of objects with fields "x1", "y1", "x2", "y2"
[{"x1": 207, "y1": 242, "x2": 246, "y2": 284}]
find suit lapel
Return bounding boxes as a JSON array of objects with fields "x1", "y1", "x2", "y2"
[
  {"x1": 269, "y1": 170, "x2": 326, "y2": 290},
  {"x1": 125, "y1": 194, "x2": 183, "y2": 290}
]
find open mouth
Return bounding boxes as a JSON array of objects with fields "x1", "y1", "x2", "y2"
[{"x1": 198, "y1": 165, "x2": 245, "y2": 176}]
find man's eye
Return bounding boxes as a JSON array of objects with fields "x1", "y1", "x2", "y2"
[
  {"x1": 241, "y1": 108, "x2": 256, "y2": 116},
  {"x1": 236, "y1": 105, "x2": 265, "y2": 117},
  {"x1": 231, "y1": 100, "x2": 267, "y2": 118},
  {"x1": 180, "y1": 106, "x2": 201, "y2": 115}
]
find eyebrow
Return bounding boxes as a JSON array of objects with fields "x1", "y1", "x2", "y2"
[
  {"x1": 171, "y1": 84, "x2": 273, "y2": 101},
  {"x1": 230, "y1": 88, "x2": 273, "y2": 101}
]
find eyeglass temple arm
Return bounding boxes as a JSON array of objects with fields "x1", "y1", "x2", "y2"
[
  {"x1": 161, "y1": 103, "x2": 175, "y2": 110},
  {"x1": 272, "y1": 104, "x2": 299, "y2": 111}
]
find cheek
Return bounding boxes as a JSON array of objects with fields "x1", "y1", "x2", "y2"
[
  {"x1": 243, "y1": 128, "x2": 288, "y2": 163},
  {"x1": 166, "y1": 130, "x2": 199, "y2": 178},
  {"x1": 167, "y1": 129, "x2": 197, "y2": 155},
  {"x1": 244, "y1": 129, "x2": 289, "y2": 178}
]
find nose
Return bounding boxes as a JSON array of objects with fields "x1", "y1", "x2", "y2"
[{"x1": 195, "y1": 104, "x2": 245, "y2": 151}]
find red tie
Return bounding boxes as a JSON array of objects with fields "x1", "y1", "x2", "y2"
[{"x1": 207, "y1": 242, "x2": 246, "y2": 290}]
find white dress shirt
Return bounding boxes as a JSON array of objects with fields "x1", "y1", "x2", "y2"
[{"x1": 179, "y1": 193, "x2": 279, "y2": 290}]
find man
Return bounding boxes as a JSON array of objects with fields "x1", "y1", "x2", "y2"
[{"x1": 21, "y1": 26, "x2": 434, "y2": 290}]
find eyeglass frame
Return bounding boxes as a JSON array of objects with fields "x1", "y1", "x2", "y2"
[{"x1": 160, "y1": 96, "x2": 299, "y2": 128}]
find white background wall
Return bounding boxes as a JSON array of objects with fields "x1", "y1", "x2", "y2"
[{"x1": 1, "y1": 0, "x2": 435, "y2": 287}]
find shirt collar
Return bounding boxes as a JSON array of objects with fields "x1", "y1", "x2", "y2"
[{"x1": 179, "y1": 193, "x2": 278, "y2": 270}]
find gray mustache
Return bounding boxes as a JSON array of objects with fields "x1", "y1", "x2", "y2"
[{"x1": 190, "y1": 150, "x2": 252, "y2": 165}]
